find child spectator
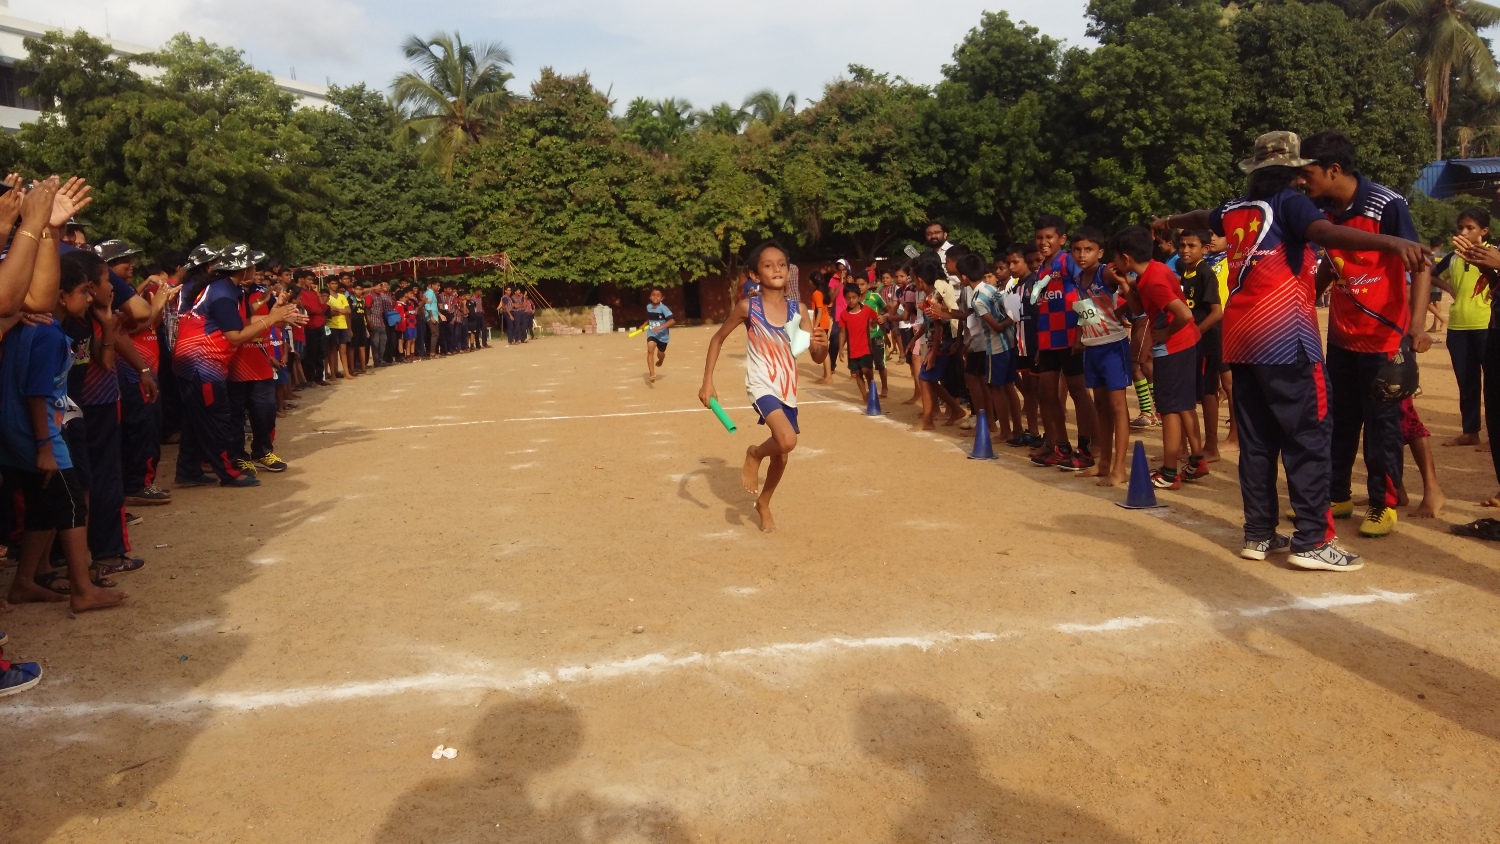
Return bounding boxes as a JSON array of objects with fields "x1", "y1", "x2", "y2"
[
  {"x1": 809, "y1": 271, "x2": 834, "y2": 384},
  {"x1": 966, "y1": 254, "x2": 1018, "y2": 442},
  {"x1": 839, "y1": 286, "x2": 879, "y2": 401},
  {"x1": 1004, "y1": 245, "x2": 1042, "y2": 446},
  {"x1": 857, "y1": 275, "x2": 890, "y2": 398},
  {"x1": 1435, "y1": 206, "x2": 1491, "y2": 447},
  {"x1": 1177, "y1": 230, "x2": 1224, "y2": 462},
  {"x1": 1031, "y1": 215, "x2": 1097, "y2": 467},
  {"x1": 1109, "y1": 226, "x2": 1203, "y2": 490},
  {"x1": 1072, "y1": 227, "x2": 1133, "y2": 486},
  {"x1": 699, "y1": 241, "x2": 829, "y2": 532},
  {"x1": 1, "y1": 257, "x2": 127, "y2": 614},
  {"x1": 645, "y1": 286, "x2": 674, "y2": 384}
]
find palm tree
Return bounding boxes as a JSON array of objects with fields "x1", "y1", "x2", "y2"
[
  {"x1": 392, "y1": 31, "x2": 517, "y2": 175},
  {"x1": 741, "y1": 89, "x2": 798, "y2": 127},
  {"x1": 696, "y1": 102, "x2": 748, "y2": 134},
  {"x1": 1371, "y1": 0, "x2": 1500, "y2": 159}
]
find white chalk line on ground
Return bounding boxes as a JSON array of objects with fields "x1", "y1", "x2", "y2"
[
  {"x1": 303, "y1": 401, "x2": 839, "y2": 435},
  {"x1": 2, "y1": 590, "x2": 1419, "y2": 724}
]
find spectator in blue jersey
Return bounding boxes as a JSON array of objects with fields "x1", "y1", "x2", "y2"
[{"x1": 172, "y1": 245, "x2": 297, "y2": 489}]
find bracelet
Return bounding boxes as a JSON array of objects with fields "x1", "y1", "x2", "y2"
[{"x1": 15, "y1": 229, "x2": 38, "y2": 244}]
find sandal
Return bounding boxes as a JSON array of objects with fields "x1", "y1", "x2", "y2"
[
  {"x1": 1450, "y1": 518, "x2": 1500, "y2": 541},
  {"x1": 92, "y1": 556, "x2": 145, "y2": 577},
  {"x1": 33, "y1": 569, "x2": 72, "y2": 595}
]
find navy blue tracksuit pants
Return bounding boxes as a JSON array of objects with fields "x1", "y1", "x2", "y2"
[
  {"x1": 1448, "y1": 327, "x2": 1487, "y2": 436},
  {"x1": 120, "y1": 376, "x2": 162, "y2": 493},
  {"x1": 1230, "y1": 359, "x2": 1333, "y2": 553},
  {"x1": 1326, "y1": 344, "x2": 1403, "y2": 510},
  {"x1": 176, "y1": 377, "x2": 245, "y2": 483},
  {"x1": 82, "y1": 402, "x2": 129, "y2": 559},
  {"x1": 228, "y1": 379, "x2": 277, "y2": 462}
]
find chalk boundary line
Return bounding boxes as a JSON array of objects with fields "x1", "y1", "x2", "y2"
[
  {"x1": 1, "y1": 590, "x2": 1416, "y2": 724},
  {"x1": 304, "y1": 400, "x2": 841, "y2": 435}
]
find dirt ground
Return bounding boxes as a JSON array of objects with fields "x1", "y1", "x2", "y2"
[{"x1": 2, "y1": 322, "x2": 1499, "y2": 843}]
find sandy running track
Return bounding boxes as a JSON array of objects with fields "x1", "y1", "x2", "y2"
[{"x1": 2, "y1": 325, "x2": 1498, "y2": 842}]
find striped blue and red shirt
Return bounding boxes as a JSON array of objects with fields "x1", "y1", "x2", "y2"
[{"x1": 173, "y1": 277, "x2": 244, "y2": 382}]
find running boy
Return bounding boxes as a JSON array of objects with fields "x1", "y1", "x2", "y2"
[
  {"x1": 1072, "y1": 227, "x2": 1133, "y2": 486},
  {"x1": 1109, "y1": 227, "x2": 1203, "y2": 490},
  {"x1": 699, "y1": 241, "x2": 829, "y2": 532},
  {"x1": 645, "y1": 287, "x2": 674, "y2": 384}
]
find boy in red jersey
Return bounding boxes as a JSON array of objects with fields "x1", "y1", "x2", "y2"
[
  {"x1": 1158, "y1": 131, "x2": 1428, "y2": 571},
  {"x1": 1109, "y1": 228, "x2": 1202, "y2": 490},
  {"x1": 1299, "y1": 130, "x2": 1432, "y2": 538}
]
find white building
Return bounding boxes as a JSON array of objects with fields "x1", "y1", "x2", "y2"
[{"x1": 0, "y1": 0, "x2": 329, "y2": 131}]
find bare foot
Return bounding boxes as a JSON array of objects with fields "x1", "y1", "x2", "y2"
[
  {"x1": 1480, "y1": 494, "x2": 1500, "y2": 508},
  {"x1": 648, "y1": 374, "x2": 656, "y2": 384},
  {"x1": 656, "y1": 354, "x2": 665, "y2": 366},
  {"x1": 943, "y1": 412, "x2": 966, "y2": 427},
  {"x1": 1479, "y1": 441, "x2": 1492, "y2": 454},
  {"x1": 1412, "y1": 489, "x2": 1445, "y2": 519},
  {"x1": 901, "y1": 397, "x2": 918, "y2": 405},
  {"x1": 814, "y1": 377, "x2": 832, "y2": 385},
  {"x1": 1077, "y1": 466, "x2": 1100, "y2": 478},
  {"x1": 755, "y1": 500, "x2": 777, "y2": 533},
  {"x1": 1097, "y1": 472, "x2": 1125, "y2": 487},
  {"x1": 908, "y1": 423, "x2": 936, "y2": 432},
  {"x1": 1203, "y1": 451, "x2": 1222, "y2": 463},
  {"x1": 1444, "y1": 433, "x2": 1479, "y2": 447},
  {"x1": 741, "y1": 446, "x2": 763, "y2": 496},
  {"x1": 7, "y1": 581, "x2": 67, "y2": 604},
  {"x1": 71, "y1": 588, "x2": 127, "y2": 613},
  {"x1": 880, "y1": 391, "x2": 888, "y2": 398}
]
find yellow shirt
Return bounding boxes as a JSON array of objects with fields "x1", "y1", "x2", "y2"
[
  {"x1": 326, "y1": 293, "x2": 350, "y2": 330},
  {"x1": 1443, "y1": 255, "x2": 1492, "y2": 331},
  {"x1": 1214, "y1": 256, "x2": 1229, "y2": 309}
]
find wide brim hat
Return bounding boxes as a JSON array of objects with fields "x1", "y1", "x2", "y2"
[
  {"x1": 93, "y1": 239, "x2": 141, "y2": 263},
  {"x1": 216, "y1": 243, "x2": 268, "y2": 273},
  {"x1": 1239, "y1": 130, "x2": 1315, "y2": 174},
  {"x1": 186, "y1": 244, "x2": 221, "y2": 269}
]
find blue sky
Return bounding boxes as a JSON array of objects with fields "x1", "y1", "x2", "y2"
[{"x1": 29, "y1": 1, "x2": 1093, "y2": 110}]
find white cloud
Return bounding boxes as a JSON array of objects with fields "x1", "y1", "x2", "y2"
[{"x1": 9, "y1": 0, "x2": 1091, "y2": 105}]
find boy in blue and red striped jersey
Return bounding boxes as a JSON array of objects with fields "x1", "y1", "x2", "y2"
[
  {"x1": 1299, "y1": 130, "x2": 1433, "y2": 539},
  {"x1": 1159, "y1": 131, "x2": 1429, "y2": 571},
  {"x1": 1030, "y1": 215, "x2": 1097, "y2": 468}
]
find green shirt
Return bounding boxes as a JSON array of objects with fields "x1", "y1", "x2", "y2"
[
  {"x1": 862, "y1": 292, "x2": 886, "y2": 338},
  {"x1": 1443, "y1": 253, "x2": 1492, "y2": 331}
]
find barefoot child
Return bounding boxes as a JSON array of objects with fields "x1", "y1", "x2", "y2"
[
  {"x1": 699, "y1": 241, "x2": 829, "y2": 532},
  {"x1": 969, "y1": 255, "x2": 1018, "y2": 443},
  {"x1": 645, "y1": 287, "x2": 674, "y2": 384},
  {"x1": 1072, "y1": 227, "x2": 1132, "y2": 486},
  {"x1": 839, "y1": 286, "x2": 878, "y2": 401},
  {"x1": 1, "y1": 259, "x2": 126, "y2": 613},
  {"x1": 1177, "y1": 230, "x2": 1224, "y2": 461}
]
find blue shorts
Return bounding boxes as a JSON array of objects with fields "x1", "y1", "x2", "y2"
[
  {"x1": 987, "y1": 350, "x2": 1018, "y2": 387},
  {"x1": 752, "y1": 395, "x2": 800, "y2": 434},
  {"x1": 276, "y1": 368, "x2": 290, "y2": 386},
  {"x1": 1083, "y1": 337, "x2": 1131, "y2": 391},
  {"x1": 918, "y1": 355, "x2": 948, "y2": 383},
  {"x1": 404, "y1": 327, "x2": 417, "y2": 341}
]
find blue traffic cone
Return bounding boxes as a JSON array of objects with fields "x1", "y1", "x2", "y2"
[
  {"x1": 1116, "y1": 439, "x2": 1166, "y2": 509},
  {"x1": 866, "y1": 380, "x2": 882, "y2": 416},
  {"x1": 968, "y1": 410, "x2": 996, "y2": 460}
]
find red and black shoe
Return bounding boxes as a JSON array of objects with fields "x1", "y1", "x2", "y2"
[
  {"x1": 1182, "y1": 455, "x2": 1210, "y2": 481},
  {"x1": 1150, "y1": 467, "x2": 1181, "y2": 490},
  {"x1": 1031, "y1": 445, "x2": 1067, "y2": 467},
  {"x1": 1058, "y1": 451, "x2": 1096, "y2": 472}
]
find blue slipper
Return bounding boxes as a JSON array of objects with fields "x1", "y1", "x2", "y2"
[{"x1": 0, "y1": 661, "x2": 42, "y2": 698}]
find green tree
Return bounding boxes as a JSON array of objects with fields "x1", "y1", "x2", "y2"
[
  {"x1": 621, "y1": 97, "x2": 698, "y2": 152},
  {"x1": 673, "y1": 127, "x2": 782, "y2": 280},
  {"x1": 695, "y1": 102, "x2": 749, "y2": 135},
  {"x1": 16, "y1": 30, "x2": 329, "y2": 260},
  {"x1": 1371, "y1": 0, "x2": 1500, "y2": 159},
  {"x1": 742, "y1": 89, "x2": 798, "y2": 128},
  {"x1": 392, "y1": 31, "x2": 517, "y2": 175},
  {"x1": 295, "y1": 84, "x2": 465, "y2": 264},
  {"x1": 1228, "y1": 1, "x2": 1428, "y2": 190},
  {"x1": 1062, "y1": 0, "x2": 1236, "y2": 226},
  {"x1": 777, "y1": 67, "x2": 935, "y2": 261},
  {"x1": 926, "y1": 11, "x2": 1079, "y2": 247},
  {"x1": 462, "y1": 69, "x2": 692, "y2": 287}
]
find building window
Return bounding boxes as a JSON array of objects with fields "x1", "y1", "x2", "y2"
[{"x1": 0, "y1": 65, "x2": 43, "y2": 110}]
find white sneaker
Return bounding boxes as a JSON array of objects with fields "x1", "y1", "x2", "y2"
[
  {"x1": 1289, "y1": 541, "x2": 1363, "y2": 572},
  {"x1": 1241, "y1": 533, "x2": 1291, "y2": 561}
]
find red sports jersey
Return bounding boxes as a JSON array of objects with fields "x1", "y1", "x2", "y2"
[
  {"x1": 1210, "y1": 189, "x2": 1326, "y2": 365},
  {"x1": 1136, "y1": 261, "x2": 1200, "y2": 355},
  {"x1": 1321, "y1": 176, "x2": 1421, "y2": 355},
  {"x1": 228, "y1": 288, "x2": 275, "y2": 382}
]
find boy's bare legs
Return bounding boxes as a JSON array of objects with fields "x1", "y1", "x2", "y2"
[
  {"x1": 1064, "y1": 374, "x2": 1095, "y2": 447},
  {"x1": 7, "y1": 528, "x2": 65, "y2": 604},
  {"x1": 58, "y1": 527, "x2": 126, "y2": 611},
  {"x1": 1219, "y1": 370, "x2": 1237, "y2": 446},
  {"x1": 741, "y1": 411, "x2": 797, "y2": 532},
  {"x1": 1201, "y1": 387, "x2": 1221, "y2": 461},
  {"x1": 1036, "y1": 370, "x2": 1065, "y2": 454},
  {"x1": 1093, "y1": 388, "x2": 1130, "y2": 486},
  {"x1": 1410, "y1": 436, "x2": 1446, "y2": 518},
  {"x1": 1004, "y1": 382, "x2": 1024, "y2": 437},
  {"x1": 1019, "y1": 371, "x2": 1039, "y2": 436},
  {"x1": 986, "y1": 385, "x2": 1011, "y2": 439},
  {"x1": 964, "y1": 371, "x2": 989, "y2": 435},
  {"x1": 914, "y1": 379, "x2": 936, "y2": 431},
  {"x1": 1161, "y1": 411, "x2": 1185, "y2": 472},
  {"x1": 935, "y1": 381, "x2": 964, "y2": 425},
  {"x1": 646, "y1": 340, "x2": 658, "y2": 384},
  {"x1": 877, "y1": 362, "x2": 889, "y2": 397}
]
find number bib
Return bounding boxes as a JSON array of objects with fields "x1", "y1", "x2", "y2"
[{"x1": 1073, "y1": 298, "x2": 1104, "y2": 328}]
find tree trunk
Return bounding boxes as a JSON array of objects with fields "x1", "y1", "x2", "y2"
[{"x1": 1435, "y1": 64, "x2": 1451, "y2": 161}]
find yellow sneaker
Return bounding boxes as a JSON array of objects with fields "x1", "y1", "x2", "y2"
[
  {"x1": 1330, "y1": 499, "x2": 1354, "y2": 519},
  {"x1": 1358, "y1": 506, "x2": 1397, "y2": 538}
]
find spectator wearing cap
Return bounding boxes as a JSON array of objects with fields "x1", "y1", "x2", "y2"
[
  {"x1": 157, "y1": 246, "x2": 218, "y2": 443},
  {"x1": 171, "y1": 244, "x2": 296, "y2": 488}
]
